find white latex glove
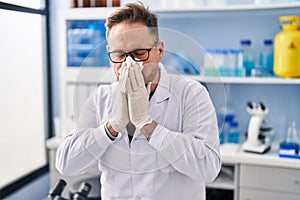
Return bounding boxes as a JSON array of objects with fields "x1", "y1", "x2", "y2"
[
  {"x1": 126, "y1": 58, "x2": 153, "y2": 131},
  {"x1": 119, "y1": 58, "x2": 130, "y2": 93},
  {"x1": 109, "y1": 63, "x2": 130, "y2": 133}
]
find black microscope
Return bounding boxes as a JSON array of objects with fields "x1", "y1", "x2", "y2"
[{"x1": 44, "y1": 179, "x2": 92, "y2": 200}]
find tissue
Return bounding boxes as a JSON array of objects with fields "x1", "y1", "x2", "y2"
[{"x1": 118, "y1": 57, "x2": 143, "y2": 93}]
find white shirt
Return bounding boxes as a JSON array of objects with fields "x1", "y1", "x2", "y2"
[{"x1": 56, "y1": 64, "x2": 221, "y2": 200}]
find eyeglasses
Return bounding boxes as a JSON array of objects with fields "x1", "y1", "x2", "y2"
[{"x1": 107, "y1": 42, "x2": 157, "y2": 63}]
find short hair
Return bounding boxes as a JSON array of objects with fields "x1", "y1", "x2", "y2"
[{"x1": 105, "y1": 2, "x2": 159, "y2": 41}]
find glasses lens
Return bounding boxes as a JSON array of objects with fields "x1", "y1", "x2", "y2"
[
  {"x1": 108, "y1": 48, "x2": 151, "y2": 63},
  {"x1": 109, "y1": 52, "x2": 125, "y2": 63},
  {"x1": 132, "y1": 49, "x2": 149, "y2": 61}
]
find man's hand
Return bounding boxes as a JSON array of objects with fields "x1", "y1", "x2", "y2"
[
  {"x1": 109, "y1": 64, "x2": 130, "y2": 134},
  {"x1": 126, "y1": 62, "x2": 153, "y2": 133}
]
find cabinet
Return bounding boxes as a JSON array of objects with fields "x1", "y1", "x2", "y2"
[
  {"x1": 206, "y1": 163, "x2": 239, "y2": 200},
  {"x1": 56, "y1": 3, "x2": 300, "y2": 200},
  {"x1": 239, "y1": 164, "x2": 300, "y2": 200}
]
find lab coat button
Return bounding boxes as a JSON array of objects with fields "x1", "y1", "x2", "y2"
[{"x1": 135, "y1": 195, "x2": 142, "y2": 200}]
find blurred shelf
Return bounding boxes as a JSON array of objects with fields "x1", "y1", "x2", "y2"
[
  {"x1": 63, "y1": 3, "x2": 300, "y2": 17},
  {"x1": 185, "y1": 75, "x2": 300, "y2": 84},
  {"x1": 153, "y1": 3, "x2": 300, "y2": 13},
  {"x1": 63, "y1": 68, "x2": 300, "y2": 84}
]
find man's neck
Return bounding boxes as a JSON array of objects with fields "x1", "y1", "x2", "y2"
[{"x1": 148, "y1": 68, "x2": 160, "y2": 92}]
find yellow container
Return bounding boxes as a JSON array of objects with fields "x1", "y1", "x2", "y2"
[{"x1": 274, "y1": 16, "x2": 300, "y2": 78}]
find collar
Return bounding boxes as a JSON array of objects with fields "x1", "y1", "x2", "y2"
[{"x1": 150, "y1": 63, "x2": 170, "y2": 105}]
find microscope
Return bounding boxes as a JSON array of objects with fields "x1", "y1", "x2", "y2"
[
  {"x1": 44, "y1": 179, "x2": 92, "y2": 200},
  {"x1": 241, "y1": 102, "x2": 271, "y2": 154}
]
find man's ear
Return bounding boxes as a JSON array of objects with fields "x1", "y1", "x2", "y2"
[{"x1": 157, "y1": 41, "x2": 164, "y2": 61}]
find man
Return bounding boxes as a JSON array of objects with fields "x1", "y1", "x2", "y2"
[{"x1": 56, "y1": 3, "x2": 221, "y2": 199}]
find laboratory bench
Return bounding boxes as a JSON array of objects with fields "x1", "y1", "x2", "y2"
[
  {"x1": 209, "y1": 143, "x2": 300, "y2": 200},
  {"x1": 47, "y1": 137, "x2": 300, "y2": 200}
]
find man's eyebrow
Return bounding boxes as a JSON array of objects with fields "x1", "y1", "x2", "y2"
[
  {"x1": 109, "y1": 49, "x2": 125, "y2": 53},
  {"x1": 109, "y1": 47, "x2": 148, "y2": 53}
]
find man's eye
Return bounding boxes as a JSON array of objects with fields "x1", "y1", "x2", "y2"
[
  {"x1": 116, "y1": 53, "x2": 125, "y2": 57},
  {"x1": 112, "y1": 53, "x2": 125, "y2": 60},
  {"x1": 133, "y1": 50, "x2": 147, "y2": 56}
]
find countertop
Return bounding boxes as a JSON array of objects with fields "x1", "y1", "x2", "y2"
[{"x1": 221, "y1": 143, "x2": 300, "y2": 169}]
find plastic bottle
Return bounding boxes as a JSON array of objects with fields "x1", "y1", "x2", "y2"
[
  {"x1": 227, "y1": 121, "x2": 240, "y2": 144},
  {"x1": 235, "y1": 49, "x2": 245, "y2": 77},
  {"x1": 219, "y1": 121, "x2": 229, "y2": 144},
  {"x1": 218, "y1": 99, "x2": 236, "y2": 144},
  {"x1": 227, "y1": 49, "x2": 237, "y2": 77},
  {"x1": 240, "y1": 39, "x2": 255, "y2": 76},
  {"x1": 218, "y1": 49, "x2": 229, "y2": 76},
  {"x1": 259, "y1": 39, "x2": 274, "y2": 76}
]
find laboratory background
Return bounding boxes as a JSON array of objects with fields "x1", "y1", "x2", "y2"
[{"x1": 1, "y1": 0, "x2": 300, "y2": 199}]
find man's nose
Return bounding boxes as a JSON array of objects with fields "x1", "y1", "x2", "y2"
[{"x1": 124, "y1": 52, "x2": 135, "y2": 61}]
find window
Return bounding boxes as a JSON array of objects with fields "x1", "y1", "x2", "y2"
[
  {"x1": 1, "y1": 0, "x2": 44, "y2": 9},
  {"x1": 0, "y1": 1, "x2": 51, "y2": 197}
]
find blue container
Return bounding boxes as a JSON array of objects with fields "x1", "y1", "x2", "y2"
[{"x1": 227, "y1": 121, "x2": 239, "y2": 144}]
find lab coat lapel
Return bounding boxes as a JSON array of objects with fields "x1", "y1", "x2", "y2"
[{"x1": 149, "y1": 63, "x2": 170, "y2": 106}]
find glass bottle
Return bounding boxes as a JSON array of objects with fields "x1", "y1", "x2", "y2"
[{"x1": 285, "y1": 121, "x2": 299, "y2": 145}]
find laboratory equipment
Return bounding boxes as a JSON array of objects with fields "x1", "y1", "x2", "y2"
[
  {"x1": 285, "y1": 121, "x2": 299, "y2": 143},
  {"x1": 227, "y1": 121, "x2": 240, "y2": 144},
  {"x1": 219, "y1": 49, "x2": 238, "y2": 77},
  {"x1": 217, "y1": 99, "x2": 236, "y2": 144},
  {"x1": 258, "y1": 39, "x2": 274, "y2": 76},
  {"x1": 204, "y1": 48, "x2": 244, "y2": 77},
  {"x1": 72, "y1": 182, "x2": 92, "y2": 200},
  {"x1": 44, "y1": 179, "x2": 93, "y2": 200},
  {"x1": 44, "y1": 179, "x2": 67, "y2": 200},
  {"x1": 203, "y1": 49, "x2": 218, "y2": 76},
  {"x1": 242, "y1": 102, "x2": 271, "y2": 154},
  {"x1": 279, "y1": 121, "x2": 300, "y2": 159},
  {"x1": 274, "y1": 15, "x2": 300, "y2": 78},
  {"x1": 240, "y1": 39, "x2": 255, "y2": 76},
  {"x1": 235, "y1": 49, "x2": 245, "y2": 77}
]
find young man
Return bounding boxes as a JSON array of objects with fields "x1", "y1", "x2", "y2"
[{"x1": 56, "y1": 3, "x2": 221, "y2": 199}]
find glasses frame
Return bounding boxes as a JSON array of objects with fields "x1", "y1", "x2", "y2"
[{"x1": 107, "y1": 42, "x2": 158, "y2": 63}]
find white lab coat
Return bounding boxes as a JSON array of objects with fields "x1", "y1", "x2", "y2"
[{"x1": 56, "y1": 64, "x2": 221, "y2": 200}]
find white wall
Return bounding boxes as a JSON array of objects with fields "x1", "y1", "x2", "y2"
[{"x1": 50, "y1": 0, "x2": 70, "y2": 118}]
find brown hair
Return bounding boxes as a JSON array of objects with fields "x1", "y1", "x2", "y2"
[{"x1": 105, "y1": 2, "x2": 159, "y2": 41}]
